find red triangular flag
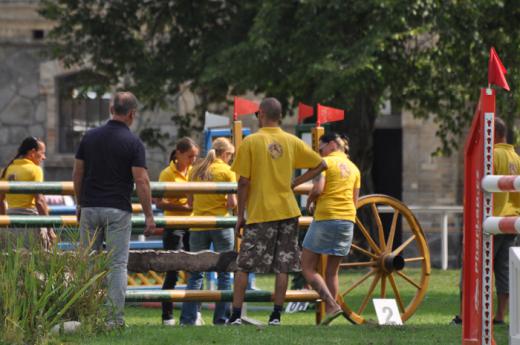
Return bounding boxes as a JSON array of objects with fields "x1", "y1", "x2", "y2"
[
  {"x1": 317, "y1": 104, "x2": 345, "y2": 126},
  {"x1": 298, "y1": 102, "x2": 314, "y2": 124},
  {"x1": 488, "y1": 47, "x2": 510, "y2": 91},
  {"x1": 233, "y1": 97, "x2": 259, "y2": 120}
]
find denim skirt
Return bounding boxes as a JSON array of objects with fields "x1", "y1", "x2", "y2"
[{"x1": 302, "y1": 219, "x2": 354, "y2": 256}]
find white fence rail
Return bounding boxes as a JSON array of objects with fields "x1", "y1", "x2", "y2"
[{"x1": 378, "y1": 205, "x2": 463, "y2": 270}]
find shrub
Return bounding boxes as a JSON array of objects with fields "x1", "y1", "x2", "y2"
[{"x1": 0, "y1": 231, "x2": 108, "y2": 345}]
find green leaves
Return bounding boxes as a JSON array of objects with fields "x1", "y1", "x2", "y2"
[
  {"x1": 40, "y1": 0, "x2": 520, "y2": 164},
  {"x1": 0, "y1": 232, "x2": 108, "y2": 344}
]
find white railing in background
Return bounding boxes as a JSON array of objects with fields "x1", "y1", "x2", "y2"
[
  {"x1": 378, "y1": 205, "x2": 463, "y2": 270},
  {"x1": 510, "y1": 247, "x2": 520, "y2": 345}
]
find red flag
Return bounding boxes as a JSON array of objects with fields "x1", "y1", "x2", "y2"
[
  {"x1": 317, "y1": 104, "x2": 345, "y2": 126},
  {"x1": 488, "y1": 47, "x2": 510, "y2": 91},
  {"x1": 233, "y1": 97, "x2": 259, "y2": 120},
  {"x1": 298, "y1": 102, "x2": 314, "y2": 124}
]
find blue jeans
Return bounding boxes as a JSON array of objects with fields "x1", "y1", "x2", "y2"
[
  {"x1": 79, "y1": 207, "x2": 132, "y2": 325},
  {"x1": 180, "y1": 228, "x2": 234, "y2": 325}
]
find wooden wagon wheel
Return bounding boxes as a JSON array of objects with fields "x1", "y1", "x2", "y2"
[{"x1": 337, "y1": 194, "x2": 431, "y2": 324}]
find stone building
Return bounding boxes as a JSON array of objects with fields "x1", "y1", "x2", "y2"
[{"x1": 0, "y1": 0, "x2": 465, "y2": 267}]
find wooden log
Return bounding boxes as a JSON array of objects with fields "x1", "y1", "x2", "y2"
[{"x1": 127, "y1": 250, "x2": 238, "y2": 273}]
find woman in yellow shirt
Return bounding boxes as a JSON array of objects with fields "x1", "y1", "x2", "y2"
[
  {"x1": 301, "y1": 133, "x2": 360, "y2": 324},
  {"x1": 180, "y1": 137, "x2": 236, "y2": 325},
  {"x1": 156, "y1": 137, "x2": 199, "y2": 326},
  {"x1": 0, "y1": 136, "x2": 55, "y2": 248}
]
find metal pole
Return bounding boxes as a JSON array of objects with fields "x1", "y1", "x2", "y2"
[{"x1": 441, "y1": 212, "x2": 448, "y2": 270}]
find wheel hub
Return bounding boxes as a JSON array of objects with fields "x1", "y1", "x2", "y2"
[{"x1": 380, "y1": 254, "x2": 405, "y2": 273}]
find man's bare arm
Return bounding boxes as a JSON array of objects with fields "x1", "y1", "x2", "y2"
[
  {"x1": 235, "y1": 176, "x2": 250, "y2": 237},
  {"x1": 72, "y1": 159, "x2": 84, "y2": 205},
  {"x1": 132, "y1": 167, "x2": 156, "y2": 235},
  {"x1": 292, "y1": 161, "x2": 327, "y2": 189}
]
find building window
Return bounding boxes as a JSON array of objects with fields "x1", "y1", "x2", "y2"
[
  {"x1": 58, "y1": 71, "x2": 111, "y2": 153},
  {"x1": 32, "y1": 29, "x2": 44, "y2": 40}
]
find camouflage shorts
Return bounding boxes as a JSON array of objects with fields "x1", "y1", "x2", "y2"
[{"x1": 237, "y1": 217, "x2": 300, "y2": 274}]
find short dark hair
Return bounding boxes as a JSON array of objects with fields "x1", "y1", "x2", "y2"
[
  {"x1": 259, "y1": 97, "x2": 282, "y2": 121},
  {"x1": 495, "y1": 117, "x2": 507, "y2": 140},
  {"x1": 112, "y1": 92, "x2": 138, "y2": 116}
]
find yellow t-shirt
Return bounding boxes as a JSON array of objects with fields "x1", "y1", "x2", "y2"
[
  {"x1": 158, "y1": 161, "x2": 192, "y2": 216},
  {"x1": 190, "y1": 158, "x2": 236, "y2": 231},
  {"x1": 1, "y1": 158, "x2": 43, "y2": 209},
  {"x1": 493, "y1": 143, "x2": 520, "y2": 216},
  {"x1": 314, "y1": 151, "x2": 360, "y2": 222},
  {"x1": 231, "y1": 127, "x2": 323, "y2": 224},
  {"x1": 191, "y1": 158, "x2": 236, "y2": 217}
]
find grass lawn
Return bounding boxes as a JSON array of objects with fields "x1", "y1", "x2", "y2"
[{"x1": 57, "y1": 269, "x2": 509, "y2": 345}]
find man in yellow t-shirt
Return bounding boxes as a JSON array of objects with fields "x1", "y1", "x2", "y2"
[
  {"x1": 492, "y1": 117, "x2": 520, "y2": 324},
  {"x1": 228, "y1": 97, "x2": 327, "y2": 326}
]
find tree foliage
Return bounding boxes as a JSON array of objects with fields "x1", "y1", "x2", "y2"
[{"x1": 40, "y1": 0, "x2": 520, "y2": 191}]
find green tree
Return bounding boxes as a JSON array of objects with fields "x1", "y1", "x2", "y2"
[{"x1": 40, "y1": 0, "x2": 520, "y2": 193}]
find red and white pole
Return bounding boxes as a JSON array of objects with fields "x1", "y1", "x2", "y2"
[
  {"x1": 462, "y1": 88, "x2": 495, "y2": 345},
  {"x1": 482, "y1": 175, "x2": 520, "y2": 192}
]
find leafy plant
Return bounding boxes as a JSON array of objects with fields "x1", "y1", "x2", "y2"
[{"x1": 0, "y1": 230, "x2": 108, "y2": 345}]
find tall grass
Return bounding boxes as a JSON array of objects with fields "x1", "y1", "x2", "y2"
[{"x1": 0, "y1": 231, "x2": 109, "y2": 345}]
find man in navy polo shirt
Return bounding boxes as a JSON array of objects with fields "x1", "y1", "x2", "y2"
[{"x1": 72, "y1": 91, "x2": 155, "y2": 328}]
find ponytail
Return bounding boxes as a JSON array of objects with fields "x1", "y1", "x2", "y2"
[
  {"x1": 1, "y1": 136, "x2": 40, "y2": 179},
  {"x1": 191, "y1": 149, "x2": 217, "y2": 181},
  {"x1": 190, "y1": 137, "x2": 234, "y2": 181},
  {"x1": 339, "y1": 134, "x2": 350, "y2": 157}
]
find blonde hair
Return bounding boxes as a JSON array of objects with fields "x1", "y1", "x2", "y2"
[{"x1": 190, "y1": 137, "x2": 234, "y2": 181}]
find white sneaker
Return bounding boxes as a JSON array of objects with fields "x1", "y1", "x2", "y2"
[
  {"x1": 268, "y1": 318, "x2": 281, "y2": 326},
  {"x1": 227, "y1": 318, "x2": 242, "y2": 326},
  {"x1": 163, "y1": 319, "x2": 176, "y2": 326},
  {"x1": 195, "y1": 312, "x2": 205, "y2": 326}
]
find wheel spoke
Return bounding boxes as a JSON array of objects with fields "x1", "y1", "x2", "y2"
[
  {"x1": 404, "y1": 256, "x2": 425, "y2": 263},
  {"x1": 356, "y1": 217, "x2": 382, "y2": 254},
  {"x1": 386, "y1": 210, "x2": 400, "y2": 251},
  {"x1": 396, "y1": 271, "x2": 421, "y2": 289},
  {"x1": 381, "y1": 274, "x2": 387, "y2": 298},
  {"x1": 342, "y1": 269, "x2": 375, "y2": 296},
  {"x1": 391, "y1": 234, "x2": 416, "y2": 256},
  {"x1": 340, "y1": 261, "x2": 377, "y2": 268},
  {"x1": 371, "y1": 203, "x2": 386, "y2": 250},
  {"x1": 350, "y1": 243, "x2": 379, "y2": 260},
  {"x1": 388, "y1": 274, "x2": 405, "y2": 312},
  {"x1": 357, "y1": 273, "x2": 381, "y2": 314}
]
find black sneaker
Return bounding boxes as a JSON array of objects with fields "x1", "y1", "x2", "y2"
[
  {"x1": 450, "y1": 315, "x2": 462, "y2": 325},
  {"x1": 268, "y1": 312, "x2": 281, "y2": 326}
]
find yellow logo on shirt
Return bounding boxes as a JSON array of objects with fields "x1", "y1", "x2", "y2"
[
  {"x1": 338, "y1": 162, "x2": 350, "y2": 178},
  {"x1": 268, "y1": 141, "x2": 283, "y2": 159}
]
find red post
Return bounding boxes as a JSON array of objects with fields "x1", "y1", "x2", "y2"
[{"x1": 462, "y1": 88, "x2": 496, "y2": 345}]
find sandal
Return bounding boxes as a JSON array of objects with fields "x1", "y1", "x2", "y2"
[{"x1": 320, "y1": 309, "x2": 344, "y2": 326}]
